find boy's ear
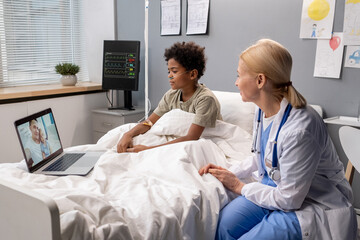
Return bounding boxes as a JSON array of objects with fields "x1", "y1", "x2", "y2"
[{"x1": 190, "y1": 69, "x2": 198, "y2": 80}]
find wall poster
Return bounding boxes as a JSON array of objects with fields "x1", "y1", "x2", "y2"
[{"x1": 300, "y1": 0, "x2": 336, "y2": 39}]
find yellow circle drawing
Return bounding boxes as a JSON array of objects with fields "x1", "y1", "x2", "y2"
[
  {"x1": 346, "y1": 0, "x2": 360, "y2": 3},
  {"x1": 308, "y1": 0, "x2": 330, "y2": 21}
]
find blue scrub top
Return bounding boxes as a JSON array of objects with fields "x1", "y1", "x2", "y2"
[{"x1": 260, "y1": 122, "x2": 276, "y2": 187}]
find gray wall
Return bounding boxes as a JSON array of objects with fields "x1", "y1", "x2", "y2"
[
  {"x1": 117, "y1": 0, "x2": 360, "y2": 207},
  {"x1": 115, "y1": 0, "x2": 145, "y2": 107}
]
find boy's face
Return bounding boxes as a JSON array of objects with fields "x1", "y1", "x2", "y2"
[
  {"x1": 167, "y1": 58, "x2": 192, "y2": 90},
  {"x1": 39, "y1": 130, "x2": 45, "y2": 142}
]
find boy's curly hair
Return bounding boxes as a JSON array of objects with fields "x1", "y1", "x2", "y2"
[{"x1": 164, "y1": 42, "x2": 206, "y2": 80}]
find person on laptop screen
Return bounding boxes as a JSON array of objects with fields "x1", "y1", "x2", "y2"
[
  {"x1": 15, "y1": 108, "x2": 103, "y2": 176},
  {"x1": 24, "y1": 119, "x2": 43, "y2": 167},
  {"x1": 39, "y1": 128, "x2": 52, "y2": 159}
]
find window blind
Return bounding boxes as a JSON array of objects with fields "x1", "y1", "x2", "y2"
[{"x1": 0, "y1": 0, "x2": 88, "y2": 87}]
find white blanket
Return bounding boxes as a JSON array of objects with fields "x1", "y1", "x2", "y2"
[{"x1": 0, "y1": 109, "x2": 252, "y2": 240}]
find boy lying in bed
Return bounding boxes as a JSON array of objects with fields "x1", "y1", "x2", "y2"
[{"x1": 117, "y1": 41, "x2": 222, "y2": 153}]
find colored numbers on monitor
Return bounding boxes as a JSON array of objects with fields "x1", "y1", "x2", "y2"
[{"x1": 104, "y1": 52, "x2": 137, "y2": 78}]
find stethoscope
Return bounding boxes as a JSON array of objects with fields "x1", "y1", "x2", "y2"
[{"x1": 251, "y1": 103, "x2": 292, "y2": 181}]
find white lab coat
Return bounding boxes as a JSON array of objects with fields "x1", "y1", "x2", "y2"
[{"x1": 229, "y1": 98, "x2": 358, "y2": 240}]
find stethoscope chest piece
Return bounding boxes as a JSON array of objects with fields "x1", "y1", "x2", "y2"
[
  {"x1": 269, "y1": 168, "x2": 281, "y2": 181},
  {"x1": 253, "y1": 103, "x2": 292, "y2": 182}
]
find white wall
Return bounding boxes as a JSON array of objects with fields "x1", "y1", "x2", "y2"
[
  {"x1": 0, "y1": 93, "x2": 107, "y2": 163},
  {"x1": 84, "y1": 0, "x2": 115, "y2": 83}
]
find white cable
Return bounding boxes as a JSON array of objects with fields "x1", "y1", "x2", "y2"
[
  {"x1": 144, "y1": 0, "x2": 149, "y2": 119},
  {"x1": 137, "y1": 99, "x2": 152, "y2": 123}
]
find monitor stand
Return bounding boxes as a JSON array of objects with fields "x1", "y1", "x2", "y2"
[{"x1": 108, "y1": 90, "x2": 135, "y2": 111}]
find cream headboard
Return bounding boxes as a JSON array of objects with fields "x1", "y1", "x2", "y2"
[
  {"x1": 212, "y1": 91, "x2": 255, "y2": 135},
  {"x1": 212, "y1": 90, "x2": 323, "y2": 134}
]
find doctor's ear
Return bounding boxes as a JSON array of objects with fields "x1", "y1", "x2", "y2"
[{"x1": 256, "y1": 74, "x2": 267, "y2": 89}]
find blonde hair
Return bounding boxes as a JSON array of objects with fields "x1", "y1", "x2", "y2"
[{"x1": 240, "y1": 39, "x2": 307, "y2": 108}]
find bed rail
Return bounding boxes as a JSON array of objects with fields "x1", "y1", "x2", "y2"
[{"x1": 0, "y1": 179, "x2": 61, "y2": 240}]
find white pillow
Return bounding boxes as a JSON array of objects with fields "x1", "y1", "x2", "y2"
[
  {"x1": 212, "y1": 91, "x2": 255, "y2": 134},
  {"x1": 309, "y1": 104, "x2": 323, "y2": 118},
  {"x1": 149, "y1": 109, "x2": 251, "y2": 140},
  {"x1": 150, "y1": 90, "x2": 256, "y2": 136},
  {"x1": 149, "y1": 109, "x2": 194, "y2": 137}
]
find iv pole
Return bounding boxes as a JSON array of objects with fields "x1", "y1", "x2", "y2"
[{"x1": 144, "y1": 0, "x2": 149, "y2": 119}]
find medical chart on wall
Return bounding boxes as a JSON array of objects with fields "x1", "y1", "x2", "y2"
[
  {"x1": 300, "y1": 0, "x2": 335, "y2": 39},
  {"x1": 344, "y1": 45, "x2": 360, "y2": 68},
  {"x1": 161, "y1": 0, "x2": 181, "y2": 36},
  {"x1": 343, "y1": 0, "x2": 360, "y2": 45},
  {"x1": 314, "y1": 32, "x2": 344, "y2": 78},
  {"x1": 186, "y1": 0, "x2": 209, "y2": 35}
]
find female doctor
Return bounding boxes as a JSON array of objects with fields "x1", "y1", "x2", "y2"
[{"x1": 199, "y1": 39, "x2": 357, "y2": 239}]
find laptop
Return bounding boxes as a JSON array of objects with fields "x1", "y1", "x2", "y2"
[{"x1": 14, "y1": 108, "x2": 103, "y2": 176}]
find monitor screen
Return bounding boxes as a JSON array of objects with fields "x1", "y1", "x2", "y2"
[{"x1": 102, "y1": 40, "x2": 140, "y2": 91}]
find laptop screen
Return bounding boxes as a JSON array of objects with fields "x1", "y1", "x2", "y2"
[{"x1": 15, "y1": 108, "x2": 63, "y2": 172}]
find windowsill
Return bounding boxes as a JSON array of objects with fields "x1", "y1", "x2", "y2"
[{"x1": 0, "y1": 82, "x2": 104, "y2": 103}]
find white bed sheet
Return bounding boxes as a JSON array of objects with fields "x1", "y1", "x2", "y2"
[{"x1": 0, "y1": 109, "x2": 252, "y2": 240}]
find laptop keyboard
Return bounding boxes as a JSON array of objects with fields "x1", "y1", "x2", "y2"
[{"x1": 44, "y1": 153, "x2": 85, "y2": 172}]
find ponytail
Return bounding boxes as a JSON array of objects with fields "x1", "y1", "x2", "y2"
[{"x1": 286, "y1": 85, "x2": 307, "y2": 108}]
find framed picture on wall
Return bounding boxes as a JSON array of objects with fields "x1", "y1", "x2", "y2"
[
  {"x1": 160, "y1": 0, "x2": 181, "y2": 36},
  {"x1": 186, "y1": 0, "x2": 209, "y2": 35}
]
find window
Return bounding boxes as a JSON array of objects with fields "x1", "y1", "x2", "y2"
[{"x1": 0, "y1": 0, "x2": 88, "y2": 87}]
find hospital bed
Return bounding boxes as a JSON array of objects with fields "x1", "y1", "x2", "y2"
[{"x1": 0, "y1": 91, "x2": 323, "y2": 240}]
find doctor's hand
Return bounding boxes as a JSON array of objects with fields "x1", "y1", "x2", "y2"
[
  {"x1": 199, "y1": 164, "x2": 244, "y2": 195},
  {"x1": 198, "y1": 163, "x2": 226, "y2": 176},
  {"x1": 126, "y1": 145, "x2": 150, "y2": 153},
  {"x1": 117, "y1": 133, "x2": 133, "y2": 153}
]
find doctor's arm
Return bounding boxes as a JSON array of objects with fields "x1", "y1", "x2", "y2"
[
  {"x1": 198, "y1": 155, "x2": 257, "y2": 194},
  {"x1": 199, "y1": 164, "x2": 245, "y2": 194},
  {"x1": 241, "y1": 130, "x2": 320, "y2": 211}
]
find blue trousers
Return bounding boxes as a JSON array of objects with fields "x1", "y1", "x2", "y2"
[{"x1": 215, "y1": 196, "x2": 302, "y2": 240}]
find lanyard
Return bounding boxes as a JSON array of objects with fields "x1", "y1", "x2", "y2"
[
  {"x1": 255, "y1": 103, "x2": 292, "y2": 168},
  {"x1": 272, "y1": 104, "x2": 292, "y2": 168},
  {"x1": 255, "y1": 103, "x2": 292, "y2": 181}
]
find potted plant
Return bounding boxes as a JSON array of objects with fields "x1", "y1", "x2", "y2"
[{"x1": 55, "y1": 63, "x2": 80, "y2": 86}]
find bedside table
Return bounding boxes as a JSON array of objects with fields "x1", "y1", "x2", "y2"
[{"x1": 91, "y1": 107, "x2": 145, "y2": 143}]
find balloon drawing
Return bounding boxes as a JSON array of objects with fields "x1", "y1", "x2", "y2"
[{"x1": 329, "y1": 36, "x2": 341, "y2": 51}]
